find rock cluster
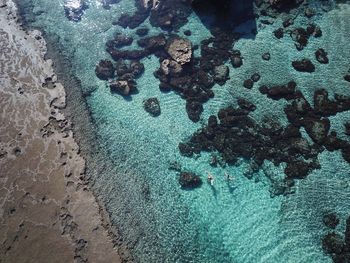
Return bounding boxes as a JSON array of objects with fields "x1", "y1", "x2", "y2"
[{"x1": 179, "y1": 84, "x2": 350, "y2": 194}]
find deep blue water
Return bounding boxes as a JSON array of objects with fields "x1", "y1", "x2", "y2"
[{"x1": 16, "y1": 0, "x2": 350, "y2": 262}]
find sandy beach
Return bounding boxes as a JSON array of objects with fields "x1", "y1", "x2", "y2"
[{"x1": 0, "y1": 1, "x2": 122, "y2": 262}]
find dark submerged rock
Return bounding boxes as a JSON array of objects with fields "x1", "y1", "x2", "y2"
[
  {"x1": 292, "y1": 59, "x2": 315, "y2": 73},
  {"x1": 262, "y1": 52, "x2": 271, "y2": 61},
  {"x1": 273, "y1": 28, "x2": 284, "y2": 39},
  {"x1": 110, "y1": 80, "x2": 137, "y2": 96},
  {"x1": 186, "y1": 101, "x2": 203, "y2": 122},
  {"x1": 106, "y1": 34, "x2": 133, "y2": 48},
  {"x1": 251, "y1": 73, "x2": 261, "y2": 82},
  {"x1": 315, "y1": 48, "x2": 329, "y2": 64},
  {"x1": 344, "y1": 75, "x2": 350, "y2": 83},
  {"x1": 243, "y1": 79, "x2": 254, "y2": 89},
  {"x1": 322, "y1": 232, "x2": 344, "y2": 255},
  {"x1": 179, "y1": 172, "x2": 202, "y2": 189},
  {"x1": 95, "y1": 60, "x2": 115, "y2": 80},
  {"x1": 136, "y1": 27, "x2": 149, "y2": 37},
  {"x1": 231, "y1": 51, "x2": 243, "y2": 68},
  {"x1": 323, "y1": 213, "x2": 340, "y2": 229},
  {"x1": 260, "y1": 81, "x2": 297, "y2": 100},
  {"x1": 143, "y1": 97, "x2": 161, "y2": 117}
]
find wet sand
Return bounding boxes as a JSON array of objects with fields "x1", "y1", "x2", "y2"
[{"x1": 0, "y1": 1, "x2": 122, "y2": 262}]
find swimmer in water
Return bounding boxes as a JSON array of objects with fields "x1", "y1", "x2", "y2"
[
  {"x1": 206, "y1": 171, "x2": 215, "y2": 186},
  {"x1": 224, "y1": 171, "x2": 235, "y2": 181}
]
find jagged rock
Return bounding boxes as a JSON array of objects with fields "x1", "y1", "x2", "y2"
[
  {"x1": 323, "y1": 213, "x2": 340, "y2": 229},
  {"x1": 143, "y1": 97, "x2": 161, "y2": 116},
  {"x1": 179, "y1": 172, "x2": 202, "y2": 189},
  {"x1": 166, "y1": 37, "x2": 192, "y2": 65},
  {"x1": 95, "y1": 60, "x2": 115, "y2": 80},
  {"x1": 292, "y1": 59, "x2": 315, "y2": 73},
  {"x1": 315, "y1": 48, "x2": 329, "y2": 64}
]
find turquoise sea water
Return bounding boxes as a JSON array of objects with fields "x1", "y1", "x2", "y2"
[{"x1": 17, "y1": 1, "x2": 350, "y2": 262}]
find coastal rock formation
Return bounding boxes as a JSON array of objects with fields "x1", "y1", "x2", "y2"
[{"x1": 0, "y1": 4, "x2": 121, "y2": 262}]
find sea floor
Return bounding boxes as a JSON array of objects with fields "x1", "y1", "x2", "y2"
[{"x1": 13, "y1": 0, "x2": 350, "y2": 262}]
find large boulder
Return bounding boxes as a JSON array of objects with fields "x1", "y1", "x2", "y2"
[
  {"x1": 179, "y1": 172, "x2": 202, "y2": 189},
  {"x1": 166, "y1": 37, "x2": 192, "y2": 65}
]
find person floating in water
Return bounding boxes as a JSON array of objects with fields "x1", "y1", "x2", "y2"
[
  {"x1": 224, "y1": 171, "x2": 235, "y2": 182},
  {"x1": 206, "y1": 171, "x2": 215, "y2": 186}
]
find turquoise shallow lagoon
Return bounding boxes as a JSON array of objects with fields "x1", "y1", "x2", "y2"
[{"x1": 16, "y1": 0, "x2": 350, "y2": 262}]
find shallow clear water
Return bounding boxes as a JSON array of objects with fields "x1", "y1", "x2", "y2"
[{"x1": 17, "y1": 0, "x2": 350, "y2": 262}]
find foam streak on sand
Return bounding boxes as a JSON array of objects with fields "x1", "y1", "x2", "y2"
[{"x1": 0, "y1": 1, "x2": 121, "y2": 262}]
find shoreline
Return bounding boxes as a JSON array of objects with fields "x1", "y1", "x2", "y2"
[{"x1": 0, "y1": 0, "x2": 128, "y2": 262}]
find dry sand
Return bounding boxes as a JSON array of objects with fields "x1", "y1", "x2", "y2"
[{"x1": 0, "y1": 1, "x2": 122, "y2": 262}]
